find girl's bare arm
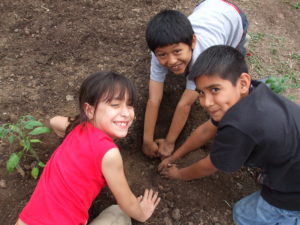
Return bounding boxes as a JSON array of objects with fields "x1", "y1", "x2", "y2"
[{"x1": 102, "y1": 148, "x2": 160, "y2": 222}]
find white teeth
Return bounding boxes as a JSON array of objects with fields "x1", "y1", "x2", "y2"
[{"x1": 115, "y1": 122, "x2": 128, "y2": 128}]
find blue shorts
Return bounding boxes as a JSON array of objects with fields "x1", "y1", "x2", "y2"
[{"x1": 233, "y1": 191, "x2": 300, "y2": 225}]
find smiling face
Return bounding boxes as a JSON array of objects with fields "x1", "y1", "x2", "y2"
[
  {"x1": 85, "y1": 92, "x2": 134, "y2": 139},
  {"x1": 195, "y1": 74, "x2": 250, "y2": 121},
  {"x1": 154, "y1": 36, "x2": 196, "y2": 75}
]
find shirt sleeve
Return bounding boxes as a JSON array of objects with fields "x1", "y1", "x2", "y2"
[
  {"x1": 210, "y1": 126, "x2": 255, "y2": 172},
  {"x1": 185, "y1": 75, "x2": 196, "y2": 90},
  {"x1": 210, "y1": 118, "x2": 219, "y2": 127},
  {"x1": 150, "y1": 52, "x2": 168, "y2": 82}
]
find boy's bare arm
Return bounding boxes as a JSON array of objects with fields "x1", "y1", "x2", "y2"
[
  {"x1": 161, "y1": 154, "x2": 217, "y2": 180},
  {"x1": 158, "y1": 89, "x2": 199, "y2": 157},
  {"x1": 158, "y1": 119, "x2": 217, "y2": 170},
  {"x1": 172, "y1": 119, "x2": 216, "y2": 160},
  {"x1": 143, "y1": 80, "x2": 164, "y2": 157}
]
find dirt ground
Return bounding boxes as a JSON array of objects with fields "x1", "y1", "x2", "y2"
[{"x1": 0, "y1": 0, "x2": 299, "y2": 224}]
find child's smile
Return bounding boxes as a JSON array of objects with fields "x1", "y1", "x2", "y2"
[
  {"x1": 113, "y1": 121, "x2": 131, "y2": 129},
  {"x1": 195, "y1": 74, "x2": 250, "y2": 122},
  {"x1": 154, "y1": 39, "x2": 196, "y2": 75},
  {"x1": 88, "y1": 93, "x2": 134, "y2": 138}
]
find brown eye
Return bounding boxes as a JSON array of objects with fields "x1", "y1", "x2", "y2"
[
  {"x1": 211, "y1": 88, "x2": 220, "y2": 93},
  {"x1": 157, "y1": 53, "x2": 166, "y2": 58},
  {"x1": 196, "y1": 89, "x2": 204, "y2": 97}
]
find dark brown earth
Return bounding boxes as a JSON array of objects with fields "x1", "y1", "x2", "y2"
[{"x1": 0, "y1": 0, "x2": 299, "y2": 224}]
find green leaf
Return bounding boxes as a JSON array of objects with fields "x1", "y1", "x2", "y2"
[
  {"x1": 23, "y1": 138, "x2": 31, "y2": 150},
  {"x1": 0, "y1": 126, "x2": 5, "y2": 138},
  {"x1": 0, "y1": 127, "x2": 9, "y2": 139},
  {"x1": 6, "y1": 153, "x2": 20, "y2": 172},
  {"x1": 290, "y1": 83, "x2": 298, "y2": 89},
  {"x1": 20, "y1": 139, "x2": 25, "y2": 147},
  {"x1": 291, "y1": 2, "x2": 300, "y2": 10},
  {"x1": 8, "y1": 135, "x2": 15, "y2": 144},
  {"x1": 288, "y1": 95, "x2": 296, "y2": 101},
  {"x1": 24, "y1": 120, "x2": 44, "y2": 129},
  {"x1": 38, "y1": 161, "x2": 45, "y2": 167},
  {"x1": 29, "y1": 127, "x2": 51, "y2": 135},
  {"x1": 30, "y1": 139, "x2": 42, "y2": 143},
  {"x1": 22, "y1": 115, "x2": 36, "y2": 121},
  {"x1": 31, "y1": 167, "x2": 39, "y2": 179}
]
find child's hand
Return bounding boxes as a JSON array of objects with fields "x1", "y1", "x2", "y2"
[
  {"x1": 142, "y1": 141, "x2": 159, "y2": 158},
  {"x1": 137, "y1": 189, "x2": 161, "y2": 221},
  {"x1": 160, "y1": 164, "x2": 182, "y2": 180},
  {"x1": 156, "y1": 139, "x2": 175, "y2": 158},
  {"x1": 158, "y1": 156, "x2": 173, "y2": 172}
]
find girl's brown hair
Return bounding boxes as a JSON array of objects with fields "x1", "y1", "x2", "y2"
[{"x1": 65, "y1": 71, "x2": 136, "y2": 136}]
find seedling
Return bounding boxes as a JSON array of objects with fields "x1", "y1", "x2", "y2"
[
  {"x1": 291, "y1": 2, "x2": 300, "y2": 10},
  {"x1": 0, "y1": 115, "x2": 51, "y2": 179},
  {"x1": 265, "y1": 76, "x2": 288, "y2": 94}
]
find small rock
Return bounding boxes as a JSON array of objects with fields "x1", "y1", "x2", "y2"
[
  {"x1": 212, "y1": 216, "x2": 219, "y2": 222},
  {"x1": 24, "y1": 27, "x2": 30, "y2": 35},
  {"x1": 132, "y1": 8, "x2": 141, "y2": 13},
  {"x1": 2, "y1": 112, "x2": 10, "y2": 121},
  {"x1": 0, "y1": 179, "x2": 7, "y2": 189},
  {"x1": 278, "y1": 13, "x2": 284, "y2": 20},
  {"x1": 162, "y1": 207, "x2": 169, "y2": 214},
  {"x1": 24, "y1": 164, "x2": 31, "y2": 170},
  {"x1": 166, "y1": 200, "x2": 174, "y2": 208},
  {"x1": 236, "y1": 182, "x2": 243, "y2": 190},
  {"x1": 165, "y1": 191, "x2": 174, "y2": 200},
  {"x1": 171, "y1": 208, "x2": 181, "y2": 220},
  {"x1": 66, "y1": 95, "x2": 74, "y2": 101},
  {"x1": 163, "y1": 216, "x2": 173, "y2": 225}
]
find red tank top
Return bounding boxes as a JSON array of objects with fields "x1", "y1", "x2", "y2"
[{"x1": 20, "y1": 122, "x2": 116, "y2": 225}]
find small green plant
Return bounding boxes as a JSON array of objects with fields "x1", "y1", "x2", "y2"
[
  {"x1": 290, "y1": 53, "x2": 300, "y2": 66},
  {"x1": 249, "y1": 32, "x2": 265, "y2": 45},
  {"x1": 0, "y1": 115, "x2": 51, "y2": 179},
  {"x1": 291, "y1": 2, "x2": 300, "y2": 10},
  {"x1": 265, "y1": 76, "x2": 289, "y2": 94}
]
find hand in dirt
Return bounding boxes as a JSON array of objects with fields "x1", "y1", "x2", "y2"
[
  {"x1": 137, "y1": 189, "x2": 161, "y2": 222},
  {"x1": 160, "y1": 164, "x2": 182, "y2": 180},
  {"x1": 158, "y1": 156, "x2": 173, "y2": 172},
  {"x1": 142, "y1": 141, "x2": 160, "y2": 158},
  {"x1": 156, "y1": 138, "x2": 175, "y2": 158}
]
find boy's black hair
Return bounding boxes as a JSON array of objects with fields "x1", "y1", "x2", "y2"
[
  {"x1": 145, "y1": 10, "x2": 194, "y2": 52},
  {"x1": 189, "y1": 45, "x2": 249, "y2": 85},
  {"x1": 65, "y1": 71, "x2": 136, "y2": 136}
]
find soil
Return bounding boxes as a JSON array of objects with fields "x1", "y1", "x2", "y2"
[{"x1": 0, "y1": 0, "x2": 299, "y2": 225}]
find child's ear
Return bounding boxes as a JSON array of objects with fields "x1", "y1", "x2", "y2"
[
  {"x1": 192, "y1": 34, "x2": 197, "y2": 49},
  {"x1": 83, "y1": 103, "x2": 95, "y2": 120},
  {"x1": 239, "y1": 73, "x2": 251, "y2": 95}
]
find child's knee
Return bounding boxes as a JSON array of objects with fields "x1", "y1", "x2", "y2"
[{"x1": 89, "y1": 205, "x2": 131, "y2": 225}]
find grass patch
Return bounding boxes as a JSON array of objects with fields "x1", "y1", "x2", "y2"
[
  {"x1": 291, "y1": 2, "x2": 300, "y2": 10},
  {"x1": 247, "y1": 31, "x2": 299, "y2": 101}
]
